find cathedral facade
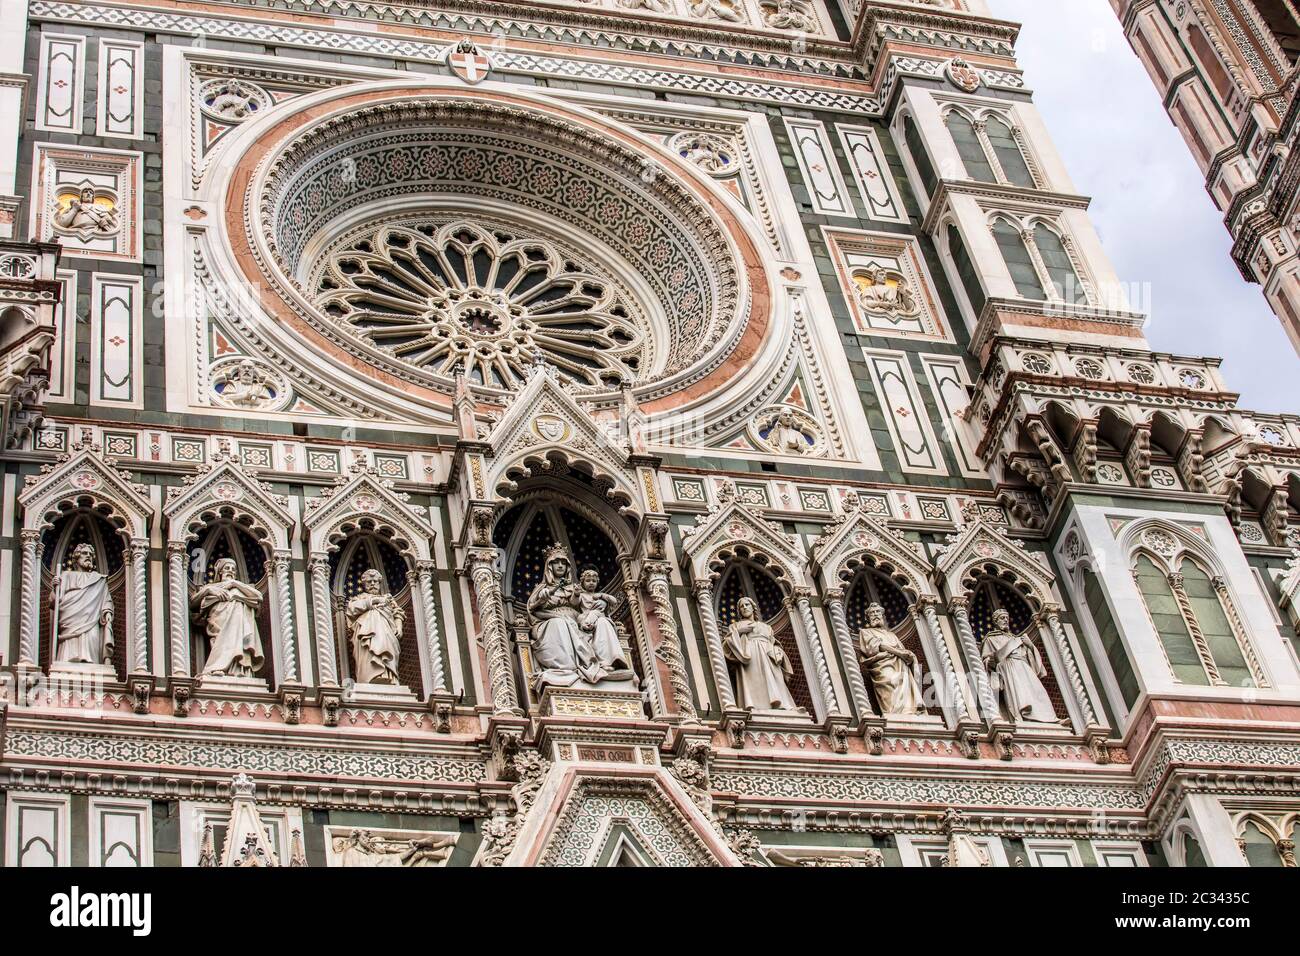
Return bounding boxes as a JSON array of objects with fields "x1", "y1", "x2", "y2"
[
  {"x1": 1113, "y1": 0, "x2": 1300, "y2": 354},
  {"x1": 0, "y1": 0, "x2": 1297, "y2": 868}
]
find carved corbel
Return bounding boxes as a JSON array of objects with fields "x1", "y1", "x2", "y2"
[
  {"x1": 1071, "y1": 421, "x2": 1098, "y2": 484},
  {"x1": 988, "y1": 719, "x2": 1015, "y2": 761},
  {"x1": 1025, "y1": 419, "x2": 1072, "y2": 486},
  {"x1": 318, "y1": 687, "x2": 343, "y2": 727},
  {"x1": 170, "y1": 675, "x2": 193, "y2": 718},
  {"x1": 127, "y1": 674, "x2": 154, "y2": 715},
  {"x1": 279, "y1": 684, "x2": 305, "y2": 725},
  {"x1": 1124, "y1": 424, "x2": 1152, "y2": 489},
  {"x1": 860, "y1": 715, "x2": 886, "y2": 756},
  {"x1": 825, "y1": 713, "x2": 852, "y2": 754},
  {"x1": 720, "y1": 706, "x2": 749, "y2": 750},
  {"x1": 1177, "y1": 430, "x2": 1208, "y2": 493},
  {"x1": 488, "y1": 718, "x2": 530, "y2": 781},
  {"x1": 429, "y1": 690, "x2": 457, "y2": 734}
]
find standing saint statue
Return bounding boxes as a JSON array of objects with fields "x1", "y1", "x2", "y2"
[
  {"x1": 527, "y1": 544, "x2": 634, "y2": 692},
  {"x1": 723, "y1": 596, "x2": 799, "y2": 712},
  {"x1": 346, "y1": 568, "x2": 403, "y2": 684},
  {"x1": 857, "y1": 602, "x2": 926, "y2": 716},
  {"x1": 51, "y1": 542, "x2": 115, "y2": 666},
  {"x1": 192, "y1": 557, "x2": 264, "y2": 678},
  {"x1": 980, "y1": 608, "x2": 1058, "y2": 723}
]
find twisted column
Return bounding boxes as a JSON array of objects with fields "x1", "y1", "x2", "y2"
[
  {"x1": 18, "y1": 529, "x2": 42, "y2": 665},
  {"x1": 692, "y1": 578, "x2": 735, "y2": 710},
  {"x1": 415, "y1": 560, "x2": 447, "y2": 693},
  {"x1": 949, "y1": 595, "x2": 997, "y2": 720},
  {"x1": 129, "y1": 539, "x2": 150, "y2": 673},
  {"x1": 823, "y1": 588, "x2": 874, "y2": 718},
  {"x1": 916, "y1": 597, "x2": 969, "y2": 722},
  {"x1": 468, "y1": 548, "x2": 519, "y2": 716},
  {"x1": 792, "y1": 588, "x2": 842, "y2": 717},
  {"x1": 1037, "y1": 604, "x2": 1095, "y2": 727},
  {"x1": 308, "y1": 554, "x2": 338, "y2": 686},
  {"x1": 1212, "y1": 576, "x2": 1268, "y2": 687},
  {"x1": 167, "y1": 541, "x2": 191, "y2": 676},
  {"x1": 639, "y1": 559, "x2": 692, "y2": 722},
  {"x1": 1168, "y1": 573, "x2": 1223, "y2": 685},
  {"x1": 273, "y1": 551, "x2": 298, "y2": 684}
]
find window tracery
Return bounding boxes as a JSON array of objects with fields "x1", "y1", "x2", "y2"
[{"x1": 311, "y1": 219, "x2": 649, "y2": 390}]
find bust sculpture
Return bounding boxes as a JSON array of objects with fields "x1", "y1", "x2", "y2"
[
  {"x1": 192, "y1": 557, "x2": 264, "y2": 678},
  {"x1": 51, "y1": 542, "x2": 114, "y2": 666},
  {"x1": 979, "y1": 608, "x2": 1058, "y2": 723},
  {"x1": 54, "y1": 186, "x2": 117, "y2": 235},
  {"x1": 526, "y1": 545, "x2": 634, "y2": 693},
  {"x1": 346, "y1": 568, "x2": 403, "y2": 685},
  {"x1": 857, "y1": 602, "x2": 926, "y2": 716},
  {"x1": 723, "y1": 596, "x2": 799, "y2": 712}
]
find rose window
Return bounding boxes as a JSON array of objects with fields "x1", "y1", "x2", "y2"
[{"x1": 312, "y1": 220, "x2": 648, "y2": 389}]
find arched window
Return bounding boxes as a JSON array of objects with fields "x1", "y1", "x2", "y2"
[
  {"x1": 944, "y1": 111, "x2": 996, "y2": 183},
  {"x1": 329, "y1": 530, "x2": 424, "y2": 694},
  {"x1": 902, "y1": 114, "x2": 938, "y2": 198},
  {"x1": 41, "y1": 509, "x2": 127, "y2": 678},
  {"x1": 187, "y1": 521, "x2": 273, "y2": 682},
  {"x1": 1181, "y1": 831, "x2": 1208, "y2": 867},
  {"x1": 1032, "y1": 224, "x2": 1085, "y2": 303},
  {"x1": 985, "y1": 115, "x2": 1034, "y2": 187},
  {"x1": 1179, "y1": 560, "x2": 1253, "y2": 688},
  {"x1": 715, "y1": 560, "x2": 813, "y2": 714},
  {"x1": 991, "y1": 219, "x2": 1046, "y2": 299},
  {"x1": 1238, "y1": 821, "x2": 1286, "y2": 867},
  {"x1": 1132, "y1": 548, "x2": 1257, "y2": 689},
  {"x1": 1133, "y1": 554, "x2": 1207, "y2": 685},
  {"x1": 845, "y1": 566, "x2": 937, "y2": 715}
]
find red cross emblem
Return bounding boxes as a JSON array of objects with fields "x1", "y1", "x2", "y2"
[{"x1": 447, "y1": 45, "x2": 492, "y2": 84}]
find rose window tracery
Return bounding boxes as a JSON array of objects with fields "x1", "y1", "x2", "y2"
[{"x1": 311, "y1": 219, "x2": 648, "y2": 389}]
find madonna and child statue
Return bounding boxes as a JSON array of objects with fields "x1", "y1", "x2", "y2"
[{"x1": 526, "y1": 543, "x2": 639, "y2": 695}]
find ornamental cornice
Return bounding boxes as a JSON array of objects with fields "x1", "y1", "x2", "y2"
[{"x1": 30, "y1": 0, "x2": 1020, "y2": 110}]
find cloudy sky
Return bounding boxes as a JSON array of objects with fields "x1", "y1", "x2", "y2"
[{"x1": 990, "y1": 0, "x2": 1299, "y2": 412}]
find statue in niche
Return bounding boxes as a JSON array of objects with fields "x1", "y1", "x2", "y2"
[
  {"x1": 979, "y1": 608, "x2": 1058, "y2": 723},
  {"x1": 765, "y1": 409, "x2": 811, "y2": 456},
  {"x1": 54, "y1": 186, "x2": 118, "y2": 236},
  {"x1": 346, "y1": 568, "x2": 403, "y2": 685},
  {"x1": 527, "y1": 544, "x2": 635, "y2": 692},
  {"x1": 192, "y1": 557, "x2": 265, "y2": 678},
  {"x1": 51, "y1": 542, "x2": 115, "y2": 666},
  {"x1": 723, "y1": 596, "x2": 799, "y2": 712},
  {"x1": 857, "y1": 602, "x2": 926, "y2": 716}
]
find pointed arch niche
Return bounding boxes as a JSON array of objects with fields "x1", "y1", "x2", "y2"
[
  {"x1": 491, "y1": 476, "x2": 644, "y2": 713},
  {"x1": 17, "y1": 442, "x2": 154, "y2": 679},
  {"x1": 303, "y1": 464, "x2": 446, "y2": 701},
  {"x1": 937, "y1": 520, "x2": 1102, "y2": 735},
  {"x1": 163, "y1": 454, "x2": 297, "y2": 687},
  {"x1": 681, "y1": 493, "x2": 842, "y2": 724},
  {"x1": 810, "y1": 505, "x2": 963, "y2": 726}
]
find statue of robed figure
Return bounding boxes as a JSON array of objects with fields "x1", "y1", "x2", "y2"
[
  {"x1": 346, "y1": 568, "x2": 404, "y2": 685},
  {"x1": 526, "y1": 544, "x2": 634, "y2": 693},
  {"x1": 980, "y1": 608, "x2": 1058, "y2": 723},
  {"x1": 192, "y1": 557, "x2": 265, "y2": 678},
  {"x1": 723, "y1": 596, "x2": 799, "y2": 712},
  {"x1": 51, "y1": 542, "x2": 115, "y2": 666},
  {"x1": 857, "y1": 602, "x2": 926, "y2": 716}
]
